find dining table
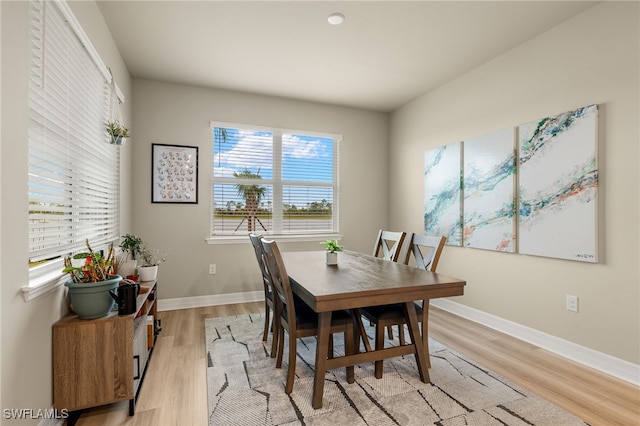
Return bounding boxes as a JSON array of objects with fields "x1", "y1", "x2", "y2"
[{"x1": 282, "y1": 249, "x2": 466, "y2": 409}]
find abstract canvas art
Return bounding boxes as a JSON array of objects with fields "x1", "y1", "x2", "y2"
[
  {"x1": 424, "y1": 143, "x2": 462, "y2": 246},
  {"x1": 463, "y1": 128, "x2": 516, "y2": 252},
  {"x1": 518, "y1": 104, "x2": 598, "y2": 262}
]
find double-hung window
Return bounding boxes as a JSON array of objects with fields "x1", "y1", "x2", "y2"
[
  {"x1": 26, "y1": 0, "x2": 120, "y2": 299},
  {"x1": 210, "y1": 122, "x2": 340, "y2": 241}
]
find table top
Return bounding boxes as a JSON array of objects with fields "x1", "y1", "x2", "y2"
[{"x1": 282, "y1": 250, "x2": 465, "y2": 313}]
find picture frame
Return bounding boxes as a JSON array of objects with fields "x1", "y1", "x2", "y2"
[{"x1": 151, "y1": 143, "x2": 198, "y2": 204}]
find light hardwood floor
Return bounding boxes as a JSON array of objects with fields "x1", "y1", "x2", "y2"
[{"x1": 75, "y1": 303, "x2": 639, "y2": 426}]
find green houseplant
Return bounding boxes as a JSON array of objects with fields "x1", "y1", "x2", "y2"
[
  {"x1": 321, "y1": 239, "x2": 343, "y2": 253},
  {"x1": 119, "y1": 234, "x2": 143, "y2": 260},
  {"x1": 62, "y1": 239, "x2": 122, "y2": 319},
  {"x1": 117, "y1": 234, "x2": 142, "y2": 279},
  {"x1": 321, "y1": 239, "x2": 343, "y2": 265},
  {"x1": 106, "y1": 120, "x2": 130, "y2": 146}
]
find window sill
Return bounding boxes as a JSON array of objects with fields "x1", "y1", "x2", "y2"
[
  {"x1": 206, "y1": 233, "x2": 341, "y2": 245},
  {"x1": 23, "y1": 259, "x2": 67, "y2": 302},
  {"x1": 22, "y1": 271, "x2": 68, "y2": 302}
]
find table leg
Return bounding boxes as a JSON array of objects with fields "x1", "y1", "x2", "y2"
[
  {"x1": 403, "y1": 302, "x2": 430, "y2": 383},
  {"x1": 313, "y1": 311, "x2": 331, "y2": 409}
]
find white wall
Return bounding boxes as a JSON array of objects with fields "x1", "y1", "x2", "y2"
[
  {"x1": 131, "y1": 79, "x2": 390, "y2": 300},
  {"x1": 390, "y1": 2, "x2": 639, "y2": 364},
  {"x1": 0, "y1": 2, "x2": 132, "y2": 423}
]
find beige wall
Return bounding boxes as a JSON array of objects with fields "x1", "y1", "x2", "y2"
[
  {"x1": 390, "y1": 1, "x2": 639, "y2": 364},
  {"x1": 131, "y1": 79, "x2": 389, "y2": 300},
  {"x1": 0, "y1": 1, "x2": 132, "y2": 422}
]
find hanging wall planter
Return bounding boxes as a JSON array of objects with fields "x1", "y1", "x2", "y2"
[{"x1": 106, "y1": 121, "x2": 130, "y2": 146}]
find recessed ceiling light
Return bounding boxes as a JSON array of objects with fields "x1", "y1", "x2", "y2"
[{"x1": 328, "y1": 13, "x2": 345, "y2": 25}]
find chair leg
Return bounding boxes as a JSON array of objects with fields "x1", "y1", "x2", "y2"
[
  {"x1": 345, "y1": 327, "x2": 355, "y2": 383},
  {"x1": 353, "y1": 309, "x2": 372, "y2": 352},
  {"x1": 269, "y1": 309, "x2": 278, "y2": 358},
  {"x1": 374, "y1": 322, "x2": 385, "y2": 379},
  {"x1": 276, "y1": 326, "x2": 285, "y2": 369},
  {"x1": 262, "y1": 301, "x2": 270, "y2": 341},
  {"x1": 285, "y1": 333, "x2": 297, "y2": 394},
  {"x1": 327, "y1": 334, "x2": 334, "y2": 359},
  {"x1": 397, "y1": 324, "x2": 406, "y2": 345}
]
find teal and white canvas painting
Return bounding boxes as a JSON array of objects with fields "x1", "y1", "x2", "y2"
[
  {"x1": 424, "y1": 142, "x2": 462, "y2": 246},
  {"x1": 463, "y1": 128, "x2": 516, "y2": 252},
  {"x1": 518, "y1": 104, "x2": 598, "y2": 262}
]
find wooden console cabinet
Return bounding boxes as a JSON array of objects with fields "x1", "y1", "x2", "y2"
[{"x1": 52, "y1": 281, "x2": 160, "y2": 424}]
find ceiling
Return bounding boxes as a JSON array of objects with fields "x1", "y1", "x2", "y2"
[{"x1": 97, "y1": 1, "x2": 599, "y2": 112}]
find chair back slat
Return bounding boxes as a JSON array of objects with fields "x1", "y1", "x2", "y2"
[
  {"x1": 261, "y1": 239, "x2": 296, "y2": 327},
  {"x1": 404, "y1": 233, "x2": 446, "y2": 272},
  {"x1": 373, "y1": 229, "x2": 407, "y2": 262},
  {"x1": 249, "y1": 233, "x2": 271, "y2": 286}
]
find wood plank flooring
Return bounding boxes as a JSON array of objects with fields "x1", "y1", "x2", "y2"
[{"x1": 74, "y1": 303, "x2": 639, "y2": 426}]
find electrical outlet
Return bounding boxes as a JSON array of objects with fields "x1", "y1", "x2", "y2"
[
  {"x1": 566, "y1": 295, "x2": 579, "y2": 312},
  {"x1": 209, "y1": 264, "x2": 216, "y2": 274}
]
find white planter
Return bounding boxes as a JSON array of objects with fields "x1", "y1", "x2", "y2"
[
  {"x1": 326, "y1": 252, "x2": 338, "y2": 265},
  {"x1": 138, "y1": 265, "x2": 158, "y2": 282}
]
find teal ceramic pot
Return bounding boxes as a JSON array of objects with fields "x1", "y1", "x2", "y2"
[{"x1": 65, "y1": 275, "x2": 122, "y2": 319}]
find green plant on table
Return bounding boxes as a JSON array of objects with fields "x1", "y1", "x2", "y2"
[
  {"x1": 62, "y1": 239, "x2": 116, "y2": 283},
  {"x1": 321, "y1": 239, "x2": 343, "y2": 253}
]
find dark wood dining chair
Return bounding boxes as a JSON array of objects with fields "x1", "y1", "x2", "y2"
[
  {"x1": 360, "y1": 233, "x2": 446, "y2": 378},
  {"x1": 248, "y1": 233, "x2": 278, "y2": 358},
  {"x1": 260, "y1": 238, "x2": 357, "y2": 394}
]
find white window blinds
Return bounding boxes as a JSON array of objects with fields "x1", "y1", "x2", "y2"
[
  {"x1": 28, "y1": 0, "x2": 119, "y2": 266},
  {"x1": 211, "y1": 123, "x2": 339, "y2": 237}
]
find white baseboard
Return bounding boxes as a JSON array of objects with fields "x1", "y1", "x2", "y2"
[
  {"x1": 431, "y1": 299, "x2": 640, "y2": 386},
  {"x1": 157, "y1": 290, "x2": 264, "y2": 311}
]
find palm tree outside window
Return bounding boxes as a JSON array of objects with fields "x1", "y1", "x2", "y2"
[{"x1": 210, "y1": 123, "x2": 339, "y2": 237}]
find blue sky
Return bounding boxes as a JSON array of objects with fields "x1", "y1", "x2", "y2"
[
  {"x1": 213, "y1": 128, "x2": 333, "y2": 182},
  {"x1": 212, "y1": 127, "x2": 334, "y2": 209}
]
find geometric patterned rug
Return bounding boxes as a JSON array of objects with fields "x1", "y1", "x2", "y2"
[{"x1": 206, "y1": 313, "x2": 589, "y2": 426}]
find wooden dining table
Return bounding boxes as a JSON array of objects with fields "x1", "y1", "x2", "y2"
[{"x1": 282, "y1": 249, "x2": 466, "y2": 409}]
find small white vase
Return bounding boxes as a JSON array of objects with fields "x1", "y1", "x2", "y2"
[
  {"x1": 138, "y1": 265, "x2": 158, "y2": 282},
  {"x1": 326, "y1": 251, "x2": 338, "y2": 265}
]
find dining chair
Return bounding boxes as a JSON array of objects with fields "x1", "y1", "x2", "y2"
[
  {"x1": 360, "y1": 233, "x2": 446, "y2": 378},
  {"x1": 261, "y1": 238, "x2": 357, "y2": 394},
  {"x1": 354, "y1": 229, "x2": 408, "y2": 352},
  {"x1": 248, "y1": 233, "x2": 278, "y2": 358},
  {"x1": 372, "y1": 229, "x2": 407, "y2": 262}
]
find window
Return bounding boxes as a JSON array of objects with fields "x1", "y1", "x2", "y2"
[
  {"x1": 25, "y1": 0, "x2": 120, "y2": 299},
  {"x1": 210, "y1": 123, "x2": 340, "y2": 240}
]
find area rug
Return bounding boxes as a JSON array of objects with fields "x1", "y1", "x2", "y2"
[{"x1": 206, "y1": 313, "x2": 588, "y2": 426}]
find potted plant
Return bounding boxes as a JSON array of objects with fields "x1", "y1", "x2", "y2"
[
  {"x1": 62, "y1": 239, "x2": 122, "y2": 319},
  {"x1": 321, "y1": 239, "x2": 343, "y2": 265},
  {"x1": 118, "y1": 234, "x2": 142, "y2": 278},
  {"x1": 137, "y1": 244, "x2": 167, "y2": 282},
  {"x1": 106, "y1": 120, "x2": 130, "y2": 146}
]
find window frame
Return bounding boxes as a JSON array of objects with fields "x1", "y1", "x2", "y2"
[{"x1": 207, "y1": 121, "x2": 341, "y2": 244}]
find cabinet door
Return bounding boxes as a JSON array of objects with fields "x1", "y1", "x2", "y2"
[
  {"x1": 53, "y1": 317, "x2": 134, "y2": 411},
  {"x1": 133, "y1": 316, "x2": 149, "y2": 395}
]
